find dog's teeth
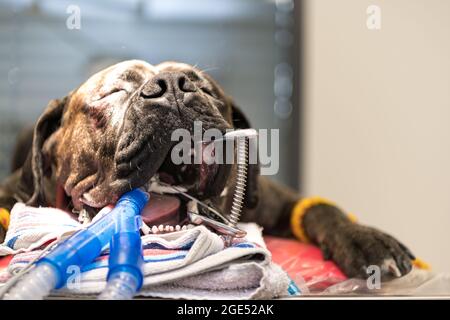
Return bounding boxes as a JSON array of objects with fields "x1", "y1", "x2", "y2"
[
  {"x1": 175, "y1": 225, "x2": 181, "y2": 231},
  {"x1": 152, "y1": 226, "x2": 159, "y2": 234},
  {"x1": 158, "y1": 225, "x2": 164, "y2": 232},
  {"x1": 141, "y1": 223, "x2": 151, "y2": 235},
  {"x1": 169, "y1": 226, "x2": 174, "y2": 232},
  {"x1": 181, "y1": 225, "x2": 187, "y2": 230},
  {"x1": 165, "y1": 225, "x2": 171, "y2": 232}
]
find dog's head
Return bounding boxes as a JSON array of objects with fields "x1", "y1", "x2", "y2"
[{"x1": 23, "y1": 60, "x2": 258, "y2": 224}]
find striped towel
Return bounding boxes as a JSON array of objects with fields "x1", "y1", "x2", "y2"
[{"x1": 0, "y1": 202, "x2": 298, "y2": 299}]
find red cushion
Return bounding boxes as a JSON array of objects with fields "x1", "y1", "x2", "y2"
[
  {"x1": 264, "y1": 236, "x2": 347, "y2": 290},
  {"x1": 0, "y1": 255, "x2": 12, "y2": 269}
]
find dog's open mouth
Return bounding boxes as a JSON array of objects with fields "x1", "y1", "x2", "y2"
[{"x1": 123, "y1": 141, "x2": 230, "y2": 234}]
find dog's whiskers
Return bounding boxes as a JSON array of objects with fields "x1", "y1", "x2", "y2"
[{"x1": 198, "y1": 66, "x2": 220, "y2": 74}]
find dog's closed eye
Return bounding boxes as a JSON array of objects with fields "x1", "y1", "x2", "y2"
[{"x1": 96, "y1": 88, "x2": 126, "y2": 101}]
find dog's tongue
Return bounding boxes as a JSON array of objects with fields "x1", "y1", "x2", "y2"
[{"x1": 141, "y1": 192, "x2": 181, "y2": 226}]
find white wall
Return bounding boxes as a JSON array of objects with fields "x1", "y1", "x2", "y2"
[{"x1": 302, "y1": 0, "x2": 450, "y2": 272}]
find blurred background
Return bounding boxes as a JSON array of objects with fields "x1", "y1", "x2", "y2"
[
  {"x1": 0, "y1": 0, "x2": 300, "y2": 189},
  {"x1": 303, "y1": 0, "x2": 450, "y2": 273},
  {"x1": 0, "y1": 0, "x2": 449, "y2": 272}
]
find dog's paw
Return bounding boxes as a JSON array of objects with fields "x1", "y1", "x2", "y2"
[{"x1": 322, "y1": 224, "x2": 415, "y2": 280}]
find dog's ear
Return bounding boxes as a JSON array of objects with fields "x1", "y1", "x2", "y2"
[
  {"x1": 25, "y1": 97, "x2": 68, "y2": 206},
  {"x1": 11, "y1": 127, "x2": 34, "y2": 172},
  {"x1": 228, "y1": 100, "x2": 259, "y2": 209}
]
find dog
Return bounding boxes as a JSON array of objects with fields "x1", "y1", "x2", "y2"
[{"x1": 0, "y1": 60, "x2": 415, "y2": 280}]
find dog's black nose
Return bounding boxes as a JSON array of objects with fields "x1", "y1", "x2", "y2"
[{"x1": 141, "y1": 72, "x2": 196, "y2": 99}]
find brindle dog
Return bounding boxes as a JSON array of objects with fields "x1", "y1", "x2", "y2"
[{"x1": 0, "y1": 60, "x2": 414, "y2": 279}]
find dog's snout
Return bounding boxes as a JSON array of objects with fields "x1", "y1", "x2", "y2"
[{"x1": 141, "y1": 72, "x2": 196, "y2": 99}]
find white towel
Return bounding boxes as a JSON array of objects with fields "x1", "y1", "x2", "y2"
[{"x1": 0, "y1": 202, "x2": 299, "y2": 299}]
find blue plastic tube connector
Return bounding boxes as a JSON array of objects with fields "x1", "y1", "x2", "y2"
[
  {"x1": 40, "y1": 189, "x2": 148, "y2": 289},
  {"x1": 4, "y1": 189, "x2": 149, "y2": 300},
  {"x1": 98, "y1": 191, "x2": 147, "y2": 299}
]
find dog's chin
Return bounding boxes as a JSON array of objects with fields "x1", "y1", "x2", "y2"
[{"x1": 76, "y1": 141, "x2": 230, "y2": 233}]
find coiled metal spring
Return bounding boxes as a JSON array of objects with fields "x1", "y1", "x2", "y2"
[
  {"x1": 228, "y1": 135, "x2": 248, "y2": 227},
  {"x1": 223, "y1": 129, "x2": 257, "y2": 246},
  {"x1": 185, "y1": 128, "x2": 257, "y2": 246}
]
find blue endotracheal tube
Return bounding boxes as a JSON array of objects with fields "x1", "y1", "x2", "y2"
[
  {"x1": 4, "y1": 189, "x2": 149, "y2": 300},
  {"x1": 98, "y1": 193, "x2": 146, "y2": 299}
]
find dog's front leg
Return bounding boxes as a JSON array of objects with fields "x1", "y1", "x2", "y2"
[
  {"x1": 242, "y1": 176, "x2": 415, "y2": 280},
  {"x1": 302, "y1": 202, "x2": 415, "y2": 280}
]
